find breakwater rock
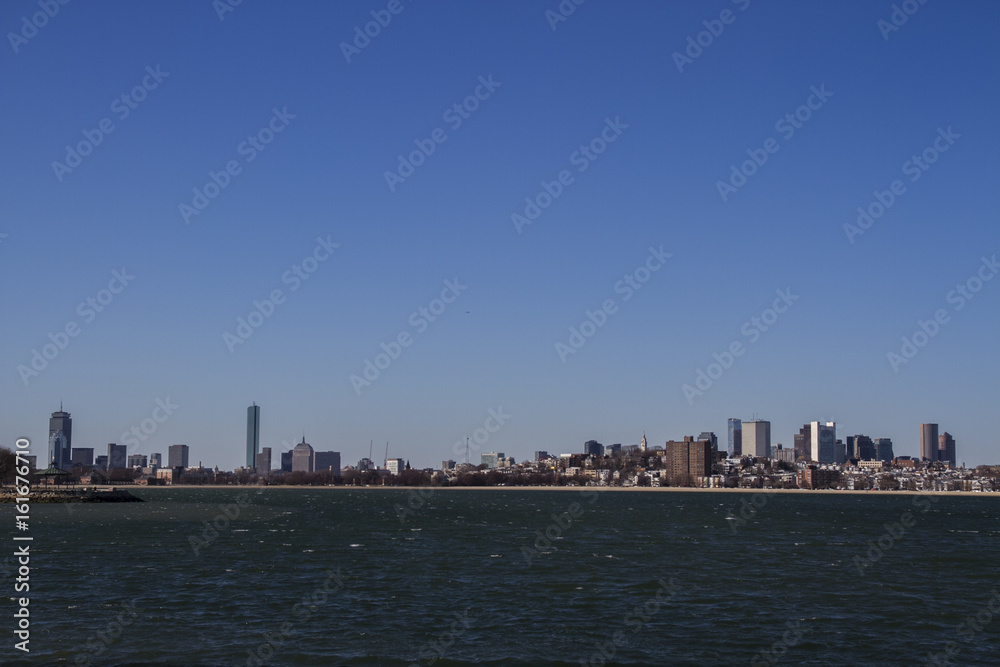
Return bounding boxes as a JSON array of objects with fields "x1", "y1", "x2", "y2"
[{"x1": 0, "y1": 488, "x2": 144, "y2": 503}]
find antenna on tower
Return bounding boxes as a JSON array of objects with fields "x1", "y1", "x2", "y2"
[
  {"x1": 465, "y1": 436, "x2": 469, "y2": 464},
  {"x1": 369, "y1": 439, "x2": 373, "y2": 468}
]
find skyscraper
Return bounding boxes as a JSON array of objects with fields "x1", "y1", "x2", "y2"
[
  {"x1": 875, "y1": 438, "x2": 894, "y2": 463},
  {"x1": 810, "y1": 422, "x2": 836, "y2": 463},
  {"x1": 292, "y1": 438, "x2": 314, "y2": 472},
  {"x1": 938, "y1": 432, "x2": 956, "y2": 467},
  {"x1": 698, "y1": 431, "x2": 718, "y2": 453},
  {"x1": 743, "y1": 420, "x2": 770, "y2": 458},
  {"x1": 728, "y1": 419, "x2": 742, "y2": 457},
  {"x1": 794, "y1": 424, "x2": 811, "y2": 462},
  {"x1": 49, "y1": 406, "x2": 72, "y2": 469},
  {"x1": 150, "y1": 453, "x2": 162, "y2": 467},
  {"x1": 107, "y1": 443, "x2": 127, "y2": 470},
  {"x1": 314, "y1": 451, "x2": 340, "y2": 473},
  {"x1": 920, "y1": 424, "x2": 939, "y2": 462},
  {"x1": 584, "y1": 440, "x2": 603, "y2": 457},
  {"x1": 256, "y1": 447, "x2": 272, "y2": 473},
  {"x1": 246, "y1": 403, "x2": 260, "y2": 470},
  {"x1": 71, "y1": 448, "x2": 94, "y2": 467},
  {"x1": 168, "y1": 444, "x2": 189, "y2": 468}
]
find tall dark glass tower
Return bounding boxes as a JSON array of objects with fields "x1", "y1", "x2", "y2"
[
  {"x1": 247, "y1": 403, "x2": 260, "y2": 469},
  {"x1": 727, "y1": 418, "x2": 741, "y2": 457},
  {"x1": 49, "y1": 405, "x2": 72, "y2": 469}
]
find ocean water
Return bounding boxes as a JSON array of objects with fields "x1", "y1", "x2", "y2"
[{"x1": 4, "y1": 488, "x2": 1000, "y2": 666}]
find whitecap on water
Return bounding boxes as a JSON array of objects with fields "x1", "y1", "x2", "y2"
[{"x1": 349, "y1": 544, "x2": 364, "y2": 548}]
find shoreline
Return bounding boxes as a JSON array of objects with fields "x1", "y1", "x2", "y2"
[{"x1": 115, "y1": 485, "x2": 999, "y2": 497}]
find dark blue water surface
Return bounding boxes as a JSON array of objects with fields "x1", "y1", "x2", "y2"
[{"x1": 4, "y1": 488, "x2": 1000, "y2": 666}]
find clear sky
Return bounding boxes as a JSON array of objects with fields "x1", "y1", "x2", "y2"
[{"x1": 2, "y1": 0, "x2": 999, "y2": 469}]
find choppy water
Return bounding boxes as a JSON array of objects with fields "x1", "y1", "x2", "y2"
[{"x1": 4, "y1": 488, "x2": 1000, "y2": 665}]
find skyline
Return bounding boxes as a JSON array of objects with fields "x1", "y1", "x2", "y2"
[
  {"x1": 3, "y1": 1, "x2": 999, "y2": 468},
  {"x1": 31, "y1": 402, "x2": 973, "y2": 471}
]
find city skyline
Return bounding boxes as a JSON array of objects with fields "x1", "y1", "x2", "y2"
[
  {"x1": 2, "y1": 2, "x2": 998, "y2": 470},
  {"x1": 17, "y1": 401, "x2": 971, "y2": 472}
]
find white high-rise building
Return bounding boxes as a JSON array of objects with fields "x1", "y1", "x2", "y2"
[
  {"x1": 810, "y1": 421, "x2": 837, "y2": 463},
  {"x1": 743, "y1": 420, "x2": 771, "y2": 458}
]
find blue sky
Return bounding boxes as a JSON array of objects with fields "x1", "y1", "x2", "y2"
[{"x1": 2, "y1": 0, "x2": 998, "y2": 469}]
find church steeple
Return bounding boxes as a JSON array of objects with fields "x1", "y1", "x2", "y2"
[{"x1": 641, "y1": 432, "x2": 648, "y2": 452}]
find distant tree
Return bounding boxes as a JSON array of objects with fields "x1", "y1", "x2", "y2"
[{"x1": 0, "y1": 447, "x2": 15, "y2": 486}]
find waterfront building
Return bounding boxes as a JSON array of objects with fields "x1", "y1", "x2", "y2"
[
  {"x1": 127, "y1": 454, "x2": 147, "y2": 468},
  {"x1": 727, "y1": 419, "x2": 742, "y2": 457},
  {"x1": 168, "y1": 444, "x2": 189, "y2": 468},
  {"x1": 246, "y1": 403, "x2": 260, "y2": 470},
  {"x1": 743, "y1": 420, "x2": 771, "y2": 458},
  {"x1": 95, "y1": 455, "x2": 108, "y2": 469},
  {"x1": 292, "y1": 438, "x2": 314, "y2": 472},
  {"x1": 664, "y1": 437, "x2": 713, "y2": 484},
  {"x1": 150, "y1": 453, "x2": 162, "y2": 467},
  {"x1": 834, "y1": 441, "x2": 846, "y2": 465},
  {"x1": 71, "y1": 447, "x2": 94, "y2": 467},
  {"x1": 386, "y1": 457, "x2": 405, "y2": 474},
  {"x1": 920, "y1": 423, "x2": 939, "y2": 462}
]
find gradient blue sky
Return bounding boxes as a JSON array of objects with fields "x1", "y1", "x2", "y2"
[{"x1": 2, "y1": 0, "x2": 999, "y2": 469}]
